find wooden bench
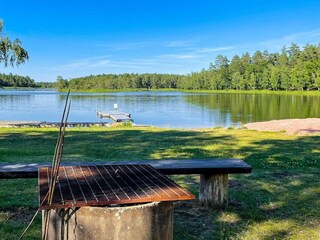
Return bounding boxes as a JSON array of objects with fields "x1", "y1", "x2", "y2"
[{"x1": 0, "y1": 159, "x2": 252, "y2": 208}]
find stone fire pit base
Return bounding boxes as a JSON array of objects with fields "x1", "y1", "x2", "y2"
[{"x1": 42, "y1": 201, "x2": 173, "y2": 240}]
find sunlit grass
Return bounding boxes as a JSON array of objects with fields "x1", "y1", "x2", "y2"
[
  {"x1": 0, "y1": 126, "x2": 319, "y2": 239},
  {"x1": 238, "y1": 219, "x2": 320, "y2": 240}
]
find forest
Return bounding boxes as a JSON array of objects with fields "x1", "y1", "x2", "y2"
[
  {"x1": 0, "y1": 73, "x2": 56, "y2": 88},
  {"x1": 57, "y1": 43, "x2": 320, "y2": 91},
  {"x1": 0, "y1": 73, "x2": 37, "y2": 87}
]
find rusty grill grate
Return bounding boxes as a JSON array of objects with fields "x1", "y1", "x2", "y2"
[{"x1": 39, "y1": 164, "x2": 195, "y2": 209}]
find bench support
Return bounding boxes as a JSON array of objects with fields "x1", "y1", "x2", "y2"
[{"x1": 199, "y1": 174, "x2": 228, "y2": 208}]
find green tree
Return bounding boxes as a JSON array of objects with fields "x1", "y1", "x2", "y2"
[
  {"x1": 261, "y1": 65, "x2": 271, "y2": 90},
  {"x1": 0, "y1": 19, "x2": 29, "y2": 67},
  {"x1": 0, "y1": 72, "x2": 37, "y2": 87},
  {"x1": 270, "y1": 66, "x2": 281, "y2": 90},
  {"x1": 57, "y1": 42, "x2": 320, "y2": 92},
  {"x1": 248, "y1": 72, "x2": 256, "y2": 90},
  {"x1": 229, "y1": 55, "x2": 244, "y2": 89},
  {"x1": 288, "y1": 43, "x2": 301, "y2": 67},
  {"x1": 211, "y1": 55, "x2": 230, "y2": 89},
  {"x1": 231, "y1": 72, "x2": 243, "y2": 90},
  {"x1": 280, "y1": 67, "x2": 291, "y2": 90},
  {"x1": 313, "y1": 70, "x2": 320, "y2": 90},
  {"x1": 252, "y1": 51, "x2": 267, "y2": 89},
  {"x1": 56, "y1": 76, "x2": 69, "y2": 90}
]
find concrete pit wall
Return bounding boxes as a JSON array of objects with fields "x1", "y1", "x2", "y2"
[{"x1": 42, "y1": 201, "x2": 173, "y2": 240}]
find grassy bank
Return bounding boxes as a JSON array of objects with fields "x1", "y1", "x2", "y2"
[{"x1": 0, "y1": 126, "x2": 319, "y2": 239}]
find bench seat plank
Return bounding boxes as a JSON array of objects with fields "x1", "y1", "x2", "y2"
[{"x1": 0, "y1": 159, "x2": 252, "y2": 179}]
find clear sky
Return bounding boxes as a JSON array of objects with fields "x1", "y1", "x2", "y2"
[{"x1": 1, "y1": 0, "x2": 320, "y2": 82}]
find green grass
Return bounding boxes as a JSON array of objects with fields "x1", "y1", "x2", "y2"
[{"x1": 0, "y1": 127, "x2": 319, "y2": 239}]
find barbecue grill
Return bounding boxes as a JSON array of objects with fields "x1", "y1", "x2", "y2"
[{"x1": 39, "y1": 164, "x2": 195, "y2": 209}]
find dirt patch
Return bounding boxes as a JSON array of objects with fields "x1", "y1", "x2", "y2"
[
  {"x1": 243, "y1": 118, "x2": 320, "y2": 135},
  {"x1": 174, "y1": 201, "x2": 214, "y2": 237},
  {"x1": 2, "y1": 207, "x2": 35, "y2": 223},
  {"x1": 229, "y1": 180, "x2": 245, "y2": 189}
]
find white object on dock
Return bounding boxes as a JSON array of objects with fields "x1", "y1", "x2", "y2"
[{"x1": 97, "y1": 111, "x2": 133, "y2": 122}]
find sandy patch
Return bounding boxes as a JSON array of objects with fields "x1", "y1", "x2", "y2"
[{"x1": 243, "y1": 118, "x2": 320, "y2": 135}]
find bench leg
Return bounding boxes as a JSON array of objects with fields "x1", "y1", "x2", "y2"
[{"x1": 199, "y1": 174, "x2": 228, "y2": 208}]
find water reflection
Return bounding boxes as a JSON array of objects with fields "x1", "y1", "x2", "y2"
[
  {"x1": 0, "y1": 89, "x2": 319, "y2": 128},
  {"x1": 185, "y1": 93, "x2": 320, "y2": 125}
]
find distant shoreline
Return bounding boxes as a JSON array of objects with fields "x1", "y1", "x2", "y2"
[
  {"x1": 57, "y1": 88, "x2": 320, "y2": 96},
  {"x1": 2, "y1": 87, "x2": 320, "y2": 96}
]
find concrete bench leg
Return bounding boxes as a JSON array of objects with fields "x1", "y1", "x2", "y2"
[{"x1": 199, "y1": 174, "x2": 228, "y2": 208}]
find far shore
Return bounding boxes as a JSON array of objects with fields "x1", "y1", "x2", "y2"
[
  {"x1": 2, "y1": 87, "x2": 320, "y2": 96},
  {"x1": 58, "y1": 88, "x2": 320, "y2": 96}
]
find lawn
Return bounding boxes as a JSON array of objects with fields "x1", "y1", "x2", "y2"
[{"x1": 0, "y1": 126, "x2": 319, "y2": 239}]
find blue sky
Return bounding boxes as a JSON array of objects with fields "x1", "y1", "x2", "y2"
[{"x1": 1, "y1": 0, "x2": 320, "y2": 82}]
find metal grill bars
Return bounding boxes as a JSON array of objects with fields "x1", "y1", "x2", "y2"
[{"x1": 39, "y1": 164, "x2": 195, "y2": 210}]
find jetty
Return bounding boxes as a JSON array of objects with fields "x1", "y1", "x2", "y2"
[
  {"x1": 0, "y1": 121, "x2": 112, "y2": 128},
  {"x1": 97, "y1": 111, "x2": 133, "y2": 122}
]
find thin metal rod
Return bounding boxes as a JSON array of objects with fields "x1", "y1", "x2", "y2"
[
  {"x1": 48, "y1": 91, "x2": 71, "y2": 202},
  {"x1": 47, "y1": 96, "x2": 71, "y2": 205},
  {"x1": 43, "y1": 90, "x2": 71, "y2": 240},
  {"x1": 50, "y1": 90, "x2": 70, "y2": 177}
]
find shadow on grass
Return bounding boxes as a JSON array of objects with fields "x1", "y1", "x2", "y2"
[
  {"x1": 1, "y1": 128, "x2": 319, "y2": 170},
  {"x1": 0, "y1": 128, "x2": 235, "y2": 163},
  {"x1": 172, "y1": 133, "x2": 320, "y2": 239},
  {"x1": 0, "y1": 128, "x2": 319, "y2": 239},
  {"x1": 241, "y1": 135, "x2": 320, "y2": 170},
  {"x1": 172, "y1": 170, "x2": 319, "y2": 240}
]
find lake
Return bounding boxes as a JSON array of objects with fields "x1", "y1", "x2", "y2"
[{"x1": 0, "y1": 89, "x2": 319, "y2": 128}]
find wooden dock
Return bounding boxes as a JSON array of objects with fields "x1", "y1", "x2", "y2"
[
  {"x1": 0, "y1": 121, "x2": 112, "y2": 128},
  {"x1": 97, "y1": 111, "x2": 133, "y2": 122}
]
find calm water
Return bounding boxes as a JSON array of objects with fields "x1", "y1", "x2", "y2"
[{"x1": 0, "y1": 89, "x2": 319, "y2": 128}]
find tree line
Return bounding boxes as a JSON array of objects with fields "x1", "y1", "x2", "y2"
[
  {"x1": 188, "y1": 42, "x2": 320, "y2": 91},
  {"x1": 58, "y1": 43, "x2": 320, "y2": 91},
  {"x1": 56, "y1": 74, "x2": 184, "y2": 90},
  {"x1": 0, "y1": 73, "x2": 37, "y2": 87},
  {"x1": 0, "y1": 73, "x2": 57, "y2": 88}
]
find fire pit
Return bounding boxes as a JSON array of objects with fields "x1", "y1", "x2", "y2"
[{"x1": 39, "y1": 164, "x2": 195, "y2": 240}]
